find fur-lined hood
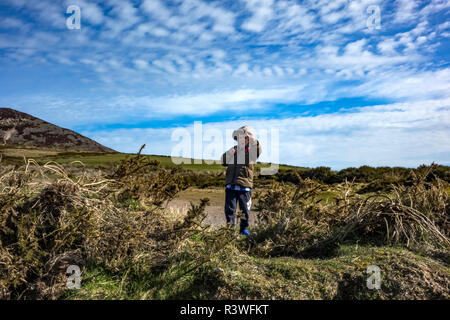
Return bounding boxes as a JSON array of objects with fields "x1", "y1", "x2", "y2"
[{"x1": 232, "y1": 125, "x2": 256, "y2": 142}]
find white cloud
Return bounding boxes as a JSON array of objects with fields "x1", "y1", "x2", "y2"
[
  {"x1": 153, "y1": 59, "x2": 178, "y2": 74},
  {"x1": 0, "y1": 17, "x2": 27, "y2": 29},
  {"x1": 180, "y1": 0, "x2": 236, "y2": 34},
  {"x1": 102, "y1": 0, "x2": 141, "y2": 37},
  {"x1": 312, "y1": 39, "x2": 414, "y2": 79},
  {"x1": 358, "y1": 68, "x2": 450, "y2": 100},
  {"x1": 141, "y1": 0, "x2": 172, "y2": 22},
  {"x1": 133, "y1": 59, "x2": 150, "y2": 70},
  {"x1": 110, "y1": 86, "x2": 304, "y2": 117},
  {"x1": 394, "y1": 0, "x2": 419, "y2": 24},
  {"x1": 420, "y1": 0, "x2": 450, "y2": 16},
  {"x1": 141, "y1": 0, "x2": 236, "y2": 41},
  {"x1": 241, "y1": 0, "x2": 274, "y2": 32},
  {"x1": 64, "y1": 0, "x2": 104, "y2": 25}
]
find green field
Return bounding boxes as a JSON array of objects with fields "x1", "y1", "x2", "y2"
[{"x1": 0, "y1": 146, "x2": 294, "y2": 173}]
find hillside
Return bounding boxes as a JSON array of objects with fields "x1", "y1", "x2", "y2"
[{"x1": 0, "y1": 108, "x2": 114, "y2": 153}]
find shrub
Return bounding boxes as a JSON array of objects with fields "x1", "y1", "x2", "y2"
[
  {"x1": 250, "y1": 165, "x2": 450, "y2": 258},
  {"x1": 0, "y1": 147, "x2": 228, "y2": 299},
  {"x1": 251, "y1": 177, "x2": 334, "y2": 257}
]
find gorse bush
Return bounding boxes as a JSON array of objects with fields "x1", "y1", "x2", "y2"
[
  {"x1": 0, "y1": 147, "x2": 232, "y2": 299},
  {"x1": 111, "y1": 144, "x2": 188, "y2": 207},
  {"x1": 273, "y1": 163, "x2": 450, "y2": 185},
  {"x1": 250, "y1": 165, "x2": 450, "y2": 258},
  {"x1": 326, "y1": 165, "x2": 450, "y2": 250},
  {"x1": 391, "y1": 166, "x2": 449, "y2": 236},
  {"x1": 0, "y1": 161, "x2": 96, "y2": 299},
  {"x1": 251, "y1": 177, "x2": 337, "y2": 257}
]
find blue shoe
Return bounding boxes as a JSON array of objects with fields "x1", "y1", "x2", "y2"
[{"x1": 239, "y1": 229, "x2": 250, "y2": 236}]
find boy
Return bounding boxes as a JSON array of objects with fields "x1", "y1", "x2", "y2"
[{"x1": 221, "y1": 126, "x2": 262, "y2": 236}]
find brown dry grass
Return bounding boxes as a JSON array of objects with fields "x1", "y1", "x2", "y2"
[{"x1": 251, "y1": 166, "x2": 450, "y2": 258}]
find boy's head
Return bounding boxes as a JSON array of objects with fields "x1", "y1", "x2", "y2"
[{"x1": 232, "y1": 126, "x2": 256, "y2": 146}]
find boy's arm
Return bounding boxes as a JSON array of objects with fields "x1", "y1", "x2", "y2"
[
  {"x1": 221, "y1": 151, "x2": 227, "y2": 166},
  {"x1": 256, "y1": 140, "x2": 262, "y2": 159},
  {"x1": 248, "y1": 140, "x2": 261, "y2": 164},
  {"x1": 221, "y1": 147, "x2": 236, "y2": 166}
]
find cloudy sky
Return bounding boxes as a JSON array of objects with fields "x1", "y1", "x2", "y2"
[{"x1": 0, "y1": 0, "x2": 449, "y2": 169}]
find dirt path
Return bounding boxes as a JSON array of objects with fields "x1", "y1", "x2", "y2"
[{"x1": 167, "y1": 187, "x2": 258, "y2": 226}]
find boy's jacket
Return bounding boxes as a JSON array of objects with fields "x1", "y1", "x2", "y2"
[{"x1": 221, "y1": 140, "x2": 262, "y2": 188}]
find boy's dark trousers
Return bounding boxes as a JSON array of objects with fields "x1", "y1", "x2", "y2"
[{"x1": 224, "y1": 188, "x2": 251, "y2": 232}]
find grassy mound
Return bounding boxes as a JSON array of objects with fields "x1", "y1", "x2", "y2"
[{"x1": 63, "y1": 245, "x2": 449, "y2": 300}]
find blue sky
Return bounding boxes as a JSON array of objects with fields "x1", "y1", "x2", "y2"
[{"x1": 0, "y1": 0, "x2": 449, "y2": 169}]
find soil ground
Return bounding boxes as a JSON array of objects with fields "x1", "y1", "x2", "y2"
[{"x1": 167, "y1": 187, "x2": 259, "y2": 226}]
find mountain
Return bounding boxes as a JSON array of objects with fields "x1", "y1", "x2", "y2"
[{"x1": 0, "y1": 108, "x2": 115, "y2": 152}]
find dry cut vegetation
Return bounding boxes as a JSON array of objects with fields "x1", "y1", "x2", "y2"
[{"x1": 252, "y1": 167, "x2": 449, "y2": 258}]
